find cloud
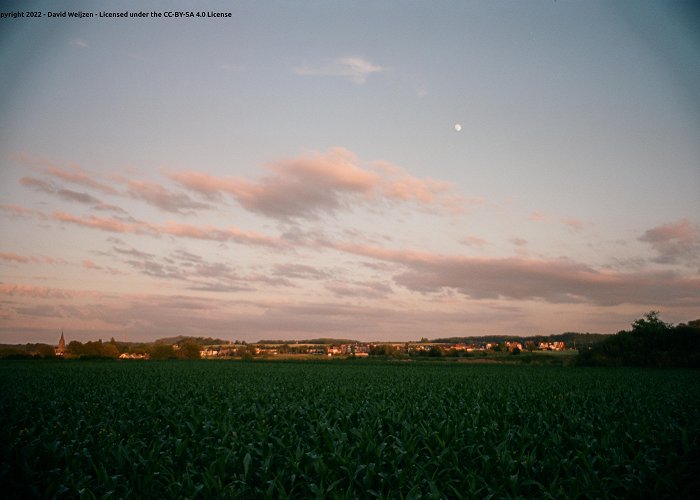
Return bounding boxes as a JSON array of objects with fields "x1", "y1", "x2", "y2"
[
  {"x1": 14, "y1": 155, "x2": 119, "y2": 195},
  {"x1": 58, "y1": 189, "x2": 103, "y2": 205},
  {"x1": 639, "y1": 219, "x2": 700, "y2": 266},
  {"x1": 0, "y1": 204, "x2": 46, "y2": 219},
  {"x1": 331, "y1": 242, "x2": 700, "y2": 307},
  {"x1": 17, "y1": 155, "x2": 212, "y2": 215},
  {"x1": 293, "y1": 56, "x2": 385, "y2": 84},
  {"x1": 0, "y1": 283, "x2": 73, "y2": 299},
  {"x1": 0, "y1": 276, "x2": 695, "y2": 343},
  {"x1": 528, "y1": 212, "x2": 546, "y2": 221},
  {"x1": 70, "y1": 39, "x2": 88, "y2": 48},
  {"x1": 21, "y1": 176, "x2": 103, "y2": 205},
  {"x1": 561, "y1": 217, "x2": 585, "y2": 231},
  {"x1": 0, "y1": 252, "x2": 29, "y2": 263},
  {"x1": 168, "y1": 148, "x2": 467, "y2": 221},
  {"x1": 461, "y1": 236, "x2": 489, "y2": 248},
  {"x1": 126, "y1": 180, "x2": 211, "y2": 214},
  {"x1": 48, "y1": 208, "x2": 286, "y2": 248},
  {"x1": 163, "y1": 171, "x2": 243, "y2": 201},
  {"x1": 93, "y1": 203, "x2": 133, "y2": 217},
  {"x1": 273, "y1": 263, "x2": 332, "y2": 281},
  {"x1": 0, "y1": 253, "x2": 64, "y2": 265},
  {"x1": 170, "y1": 148, "x2": 377, "y2": 220},
  {"x1": 81, "y1": 259, "x2": 125, "y2": 276},
  {"x1": 122, "y1": 255, "x2": 186, "y2": 281},
  {"x1": 156, "y1": 222, "x2": 286, "y2": 248},
  {"x1": 325, "y1": 280, "x2": 393, "y2": 299},
  {"x1": 15, "y1": 305, "x2": 64, "y2": 318},
  {"x1": 108, "y1": 246, "x2": 288, "y2": 292},
  {"x1": 53, "y1": 211, "x2": 145, "y2": 234},
  {"x1": 19, "y1": 176, "x2": 53, "y2": 192},
  {"x1": 373, "y1": 161, "x2": 470, "y2": 214}
]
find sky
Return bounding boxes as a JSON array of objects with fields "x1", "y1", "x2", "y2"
[{"x1": 1, "y1": 0, "x2": 699, "y2": 344}]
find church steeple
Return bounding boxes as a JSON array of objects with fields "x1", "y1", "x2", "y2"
[{"x1": 56, "y1": 330, "x2": 66, "y2": 356}]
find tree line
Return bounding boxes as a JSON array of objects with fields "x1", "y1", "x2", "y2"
[
  {"x1": 576, "y1": 312, "x2": 700, "y2": 368},
  {"x1": 0, "y1": 338, "x2": 203, "y2": 360}
]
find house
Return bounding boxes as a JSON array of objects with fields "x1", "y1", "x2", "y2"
[{"x1": 538, "y1": 341, "x2": 565, "y2": 351}]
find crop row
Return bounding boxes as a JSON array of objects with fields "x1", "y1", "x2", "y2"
[{"x1": 1, "y1": 361, "x2": 698, "y2": 498}]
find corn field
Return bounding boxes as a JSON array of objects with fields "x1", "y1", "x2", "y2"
[{"x1": 1, "y1": 360, "x2": 698, "y2": 498}]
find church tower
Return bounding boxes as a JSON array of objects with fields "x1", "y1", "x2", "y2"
[{"x1": 55, "y1": 331, "x2": 65, "y2": 357}]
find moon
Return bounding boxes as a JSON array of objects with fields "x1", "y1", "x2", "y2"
[{"x1": 454, "y1": 123, "x2": 462, "y2": 132}]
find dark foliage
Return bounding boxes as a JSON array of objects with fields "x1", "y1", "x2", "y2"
[{"x1": 576, "y1": 312, "x2": 700, "y2": 368}]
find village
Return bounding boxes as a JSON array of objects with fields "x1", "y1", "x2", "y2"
[
  {"x1": 199, "y1": 339, "x2": 567, "y2": 359},
  {"x1": 0, "y1": 331, "x2": 575, "y2": 360}
]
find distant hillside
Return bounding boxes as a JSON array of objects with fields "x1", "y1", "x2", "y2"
[
  {"x1": 257, "y1": 338, "x2": 359, "y2": 345},
  {"x1": 431, "y1": 332, "x2": 610, "y2": 347},
  {"x1": 155, "y1": 336, "x2": 232, "y2": 345}
]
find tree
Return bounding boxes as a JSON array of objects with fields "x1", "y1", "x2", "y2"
[
  {"x1": 35, "y1": 344, "x2": 56, "y2": 358},
  {"x1": 101, "y1": 343, "x2": 120, "y2": 358},
  {"x1": 178, "y1": 341, "x2": 201, "y2": 360},
  {"x1": 576, "y1": 312, "x2": 699, "y2": 368},
  {"x1": 150, "y1": 344, "x2": 176, "y2": 360},
  {"x1": 66, "y1": 340, "x2": 85, "y2": 357},
  {"x1": 428, "y1": 345, "x2": 443, "y2": 357},
  {"x1": 631, "y1": 310, "x2": 671, "y2": 333}
]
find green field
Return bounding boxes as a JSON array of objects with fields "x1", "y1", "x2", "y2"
[{"x1": 1, "y1": 360, "x2": 698, "y2": 498}]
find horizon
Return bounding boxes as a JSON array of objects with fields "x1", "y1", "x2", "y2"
[
  {"x1": 1, "y1": 1, "x2": 699, "y2": 344},
  {"x1": 5, "y1": 316, "x2": 692, "y2": 348}
]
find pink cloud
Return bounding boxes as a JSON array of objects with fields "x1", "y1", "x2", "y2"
[
  {"x1": 165, "y1": 170, "x2": 235, "y2": 199},
  {"x1": 16, "y1": 155, "x2": 210, "y2": 214},
  {"x1": 14, "y1": 153, "x2": 118, "y2": 195},
  {"x1": 639, "y1": 219, "x2": 700, "y2": 266},
  {"x1": 156, "y1": 221, "x2": 286, "y2": 248},
  {"x1": 53, "y1": 211, "x2": 144, "y2": 234},
  {"x1": 20, "y1": 176, "x2": 53, "y2": 192},
  {"x1": 640, "y1": 219, "x2": 696, "y2": 243},
  {"x1": 20, "y1": 176, "x2": 103, "y2": 205},
  {"x1": 81, "y1": 259, "x2": 123, "y2": 275},
  {"x1": 325, "y1": 280, "x2": 393, "y2": 299},
  {"x1": 0, "y1": 204, "x2": 45, "y2": 219},
  {"x1": 461, "y1": 235, "x2": 489, "y2": 248},
  {"x1": 561, "y1": 217, "x2": 585, "y2": 231},
  {"x1": 374, "y1": 161, "x2": 469, "y2": 213},
  {"x1": 16, "y1": 204, "x2": 284, "y2": 250},
  {"x1": 168, "y1": 148, "x2": 467, "y2": 220},
  {"x1": 126, "y1": 180, "x2": 210, "y2": 214},
  {"x1": 47, "y1": 164, "x2": 115, "y2": 194},
  {"x1": 39, "y1": 255, "x2": 66, "y2": 264},
  {"x1": 0, "y1": 283, "x2": 73, "y2": 299},
  {"x1": 0, "y1": 252, "x2": 30, "y2": 263},
  {"x1": 273, "y1": 263, "x2": 332, "y2": 281},
  {"x1": 0, "y1": 253, "x2": 63, "y2": 265},
  {"x1": 330, "y1": 242, "x2": 700, "y2": 307},
  {"x1": 229, "y1": 148, "x2": 377, "y2": 220},
  {"x1": 528, "y1": 212, "x2": 546, "y2": 221}
]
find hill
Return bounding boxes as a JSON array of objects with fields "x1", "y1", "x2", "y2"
[
  {"x1": 256, "y1": 338, "x2": 358, "y2": 345},
  {"x1": 431, "y1": 332, "x2": 609, "y2": 347}
]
